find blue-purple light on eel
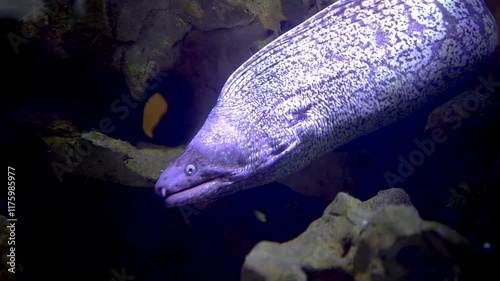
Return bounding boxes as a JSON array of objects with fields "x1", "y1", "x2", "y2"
[{"x1": 155, "y1": 0, "x2": 497, "y2": 207}]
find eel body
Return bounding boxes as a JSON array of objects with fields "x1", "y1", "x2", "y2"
[{"x1": 155, "y1": 0, "x2": 497, "y2": 207}]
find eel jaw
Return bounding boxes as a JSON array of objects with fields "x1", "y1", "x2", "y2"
[{"x1": 155, "y1": 179, "x2": 235, "y2": 207}]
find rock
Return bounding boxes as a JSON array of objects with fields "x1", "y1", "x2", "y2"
[
  {"x1": 363, "y1": 188, "x2": 412, "y2": 209},
  {"x1": 33, "y1": 115, "x2": 184, "y2": 186},
  {"x1": 8, "y1": 0, "x2": 342, "y2": 141},
  {"x1": 110, "y1": 0, "x2": 192, "y2": 99},
  {"x1": 241, "y1": 189, "x2": 466, "y2": 281}
]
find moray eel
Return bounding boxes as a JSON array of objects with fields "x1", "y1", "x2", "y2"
[{"x1": 155, "y1": 0, "x2": 497, "y2": 207}]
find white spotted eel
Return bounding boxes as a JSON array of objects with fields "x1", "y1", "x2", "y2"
[{"x1": 155, "y1": 0, "x2": 497, "y2": 207}]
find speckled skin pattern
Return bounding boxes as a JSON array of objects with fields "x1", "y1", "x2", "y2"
[{"x1": 156, "y1": 0, "x2": 497, "y2": 207}]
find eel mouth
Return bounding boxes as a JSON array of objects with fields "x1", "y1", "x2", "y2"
[{"x1": 155, "y1": 179, "x2": 234, "y2": 207}]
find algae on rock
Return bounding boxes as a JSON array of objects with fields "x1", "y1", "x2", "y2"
[{"x1": 241, "y1": 189, "x2": 466, "y2": 281}]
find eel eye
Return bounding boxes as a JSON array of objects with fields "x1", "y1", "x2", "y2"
[{"x1": 184, "y1": 164, "x2": 196, "y2": 176}]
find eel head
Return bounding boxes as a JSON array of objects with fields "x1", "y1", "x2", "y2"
[{"x1": 154, "y1": 111, "x2": 284, "y2": 207}]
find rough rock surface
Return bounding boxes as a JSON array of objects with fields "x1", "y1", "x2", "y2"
[
  {"x1": 241, "y1": 189, "x2": 466, "y2": 281},
  {"x1": 30, "y1": 116, "x2": 184, "y2": 187},
  {"x1": 7, "y1": 0, "x2": 339, "y2": 139}
]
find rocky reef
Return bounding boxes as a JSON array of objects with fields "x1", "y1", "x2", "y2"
[{"x1": 241, "y1": 189, "x2": 466, "y2": 281}]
